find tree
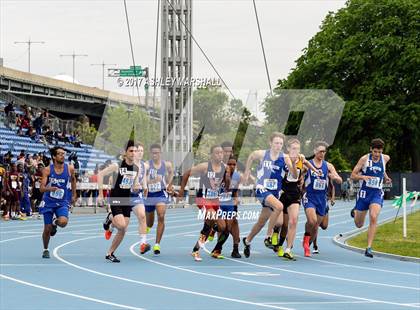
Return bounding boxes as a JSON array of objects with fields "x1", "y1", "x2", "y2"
[
  {"x1": 265, "y1": 0, "x2": 420, "y2": 171},
  {"x1": 193, "y1": 87, "x2": 229, "y2": 136},
  {"x1": 96, "y1": 104, "x2": 159, "y2": 157},
  {"x1": 75, "y1": 120, "x2": 97, "y2": 145}
]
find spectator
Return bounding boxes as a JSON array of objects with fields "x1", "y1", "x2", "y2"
[
  {"x1": 4, "y1": 101, "x2": 14, "y2": 128},
  {"x1": 33, "y1": 113, "x2": 43, "y2": 136},
  {"x1": 341, "y1": 179, "x2": 350, "y2": 202}
]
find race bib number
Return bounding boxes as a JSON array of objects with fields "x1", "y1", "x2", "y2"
[
  {"x1": 205, "y1": 189, "x2": 219, "y2": 199},
  {"x1": 148, "y1": 182, "x2": 162, "y2": 193},
  {"x1": 119, "y1": 175, "x2": 134, "y2": 189},
  {"x1": 263, "y1": 179, "x2": 278, "y2": 190},
  {"x1": 50, "y1": 189, "x2": 64, "y2": 199},
  {"x1": 11, "y1": 181, "x2": 17, "y2": 189},
  {"x1": 35, "y1": 181, "x2": 41, "y2": 189},
  {"x1": 366, "y1": 177, "x2": 381, "y2": 189},
  {"x1": 219, "y1": 192, "x2": 232, "y2": 202},
  {"x1": 359, "y1": 190, "x2": 366, "y2": 199},
  {"x1": 313, "y1": 179, "x2": 326, "y2": 191},
  {"x1": 286, "y1": 171, "x2": 299, "y2": 182}
]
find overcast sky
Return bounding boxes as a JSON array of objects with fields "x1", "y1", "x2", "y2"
[{"x1": 0, "y1": 0, "x2": 346, "y2": 113}]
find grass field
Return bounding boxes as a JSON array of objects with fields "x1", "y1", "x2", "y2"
[{"x1": 348, "y1": 209, "x2": 420, "y2": 257}]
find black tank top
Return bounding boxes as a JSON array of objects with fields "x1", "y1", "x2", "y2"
[
  {"x1": 197, "y1": 161, "x2": 225, "y2": 199},
  {"x1": 110, "y1": 160, "x2": 138, "y2": 199}
]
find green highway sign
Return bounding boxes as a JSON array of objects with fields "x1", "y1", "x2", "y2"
[
  {"x1": 119, "y1": 68, "x2": 143, "y2": 77},
  {"x1": 107, "y1": 67, "x2": 144, "y2": 77}
]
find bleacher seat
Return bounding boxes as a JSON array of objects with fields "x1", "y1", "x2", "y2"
[{"x1": 0, "y1": 125, "x2": 116, "y2": 171}]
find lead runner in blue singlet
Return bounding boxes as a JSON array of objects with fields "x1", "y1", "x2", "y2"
[
  {"x1": 350, "y1": 138, "x2": 391, "y2": 258},
  {"x1": 242, "y1": 132, "x2": 297, "y2": 258},
  {"x1": 39, "y1": 146, "x2": 77, "y2": 259}
]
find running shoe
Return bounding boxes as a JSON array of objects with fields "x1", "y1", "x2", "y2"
[
  {"x1": 264, "y1": 237, "x2": 274, "y2": 249},
  {"x1": 271, "y1": 232, "x2": 279, "y2": 247},
  {"x1": 104, "y1": 229, "x2": 113, "y2": 240},
  {"x1": 231, "y1": 249, "x2": 242, "y2": 258},
  {"x1": 350, "y1": 207, "x2": 355, "y2": 218},
  {"x1": 146, "y1": 227, "x2": 151, "y2": 234},
  {"x1": 140, "y1": 243, "x2": 151, "y2": 254},
  {"x1": 42, "y1": 249, "x2": 50, "y2": 259},
  {"x1": 211, "y1": 250, "x2": 225, "y2": 259},
  {"x1": 277, "y1": 246, "x2": 284, "y2": 257},
  {"x1": 283, "y1": 250, "x2": 296, "y2": 261},
  {"x1": 312, "y1": 246, "x2": 319, "y2": 254},
  {"x1": 303, "y1": 235, "x2": 311, "y2": 257},
  {"x1": 243, "y1": 237, "x2": 251, "y2": 258},
  {"x1": 153, "y1": 244, "x2": 161, "y2": 255},
  {"x1": 192, "y1": 251, "x2": 202, "y2": 262},
  {"x1": 105, "y1": 253, "x2": 120, "y2": 263},
  {"x1": 365, "y1": 247, "x2": 373, "y2": 258},
  {"x1": 103, "y1": 212, "x2": 112, "y2": 231}
]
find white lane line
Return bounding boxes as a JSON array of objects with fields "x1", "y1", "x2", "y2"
[
  {"x1": 8, "y1": 216, "x2": 205, "y2": 235},
  {"x1": 0, "y1": 274, "x2": 146, "y2": 310},
  {"x1": 0, "y1": 235, "x2": 38, "y2": 243},
  {"x1": 295, "y1": 254, "x2": 420, "y2": 277},
  {"x1": 0, "y1": 264, "x2": 65, "y2": 266},
  {"x1": 53, "y1": 236, "x2": 294, "y2": 310},
  {"x1": 0, "y1": 212, "x2": 198, "y2": 233},
  {"x1": 264, "y1": 301, "x2": 374, "y2": 305},
  {"x1": 132, "y1": 240, "x2": 420, "y2": 309},
  {"x1": 206, "y1": 218, "x2": 420, "y2": 291}
]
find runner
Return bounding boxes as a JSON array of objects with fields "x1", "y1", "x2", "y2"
[
  {"x1": 210, "y1": 156, "x2": 241, "y2": 259},
  {"x1": 302, "y1": 141, "x2": 342, "y2": 257},
  {"x1": 39, "y1": 146, "x2": 77, "y2": 259},
  {"x1": 144, "y1": 143, "x2": 174, "y2": 255},
  {"x1": 99, "y1": 140, "x2": 139, "y2": 263},
  {"x1": 220, "y1": 141, "x2": 247, "y2": 258},
  {"x1": 350, "y1": 138, "x2": 391, "y2": 258},
  {"x1": 131, "y1": 142, "x2": 151, "y2": 255},
  {"x1": 271, "y1": 138, "x2": 319, "y2": 260},
  {"x1": 179, "y1": 145, "x2": 225, "y2": 262},
  {"x1": 312, "y1": 177, "x2": 335, "y2": 254},
  {"x1": 242, "y1": 132, "x2": 297, "y2": 258}
]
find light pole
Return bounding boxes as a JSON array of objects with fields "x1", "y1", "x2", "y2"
[
  {"x1": 14, "y1": 37, "x2": 45, "y2": 72},
  {"x1": 91, "y1": 61, "x2": 116, "y2": 89},
  {"x1": 60, "y1": 51, "x2": 88, "y2": 83}
]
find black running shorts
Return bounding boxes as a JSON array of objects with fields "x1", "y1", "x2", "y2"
[
  {"x1": 280, "y1": 191, "x2": 301, "y2": 214},
  {"x1": 111, "y1": 205, "x2": 131, "y2": 218}
]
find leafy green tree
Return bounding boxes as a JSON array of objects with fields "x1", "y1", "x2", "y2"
[
  {"x1": 265, "y1": 0, "x2": 420, "y2": 171},
  {"x1": 97, "y1": 104, "x2": 159, "y2": 157}
]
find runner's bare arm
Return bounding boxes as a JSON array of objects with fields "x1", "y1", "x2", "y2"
[
  {"x1": 40, "y1": 166, "x2": 58, "y2": 193},
  {"x1": 383, "y1": 154, "x2": 392, "y2": 183},
  {"x1": 284, "y1": 154, "x2": 298, "y2": 179},
  {"x1": 178, "y1": 163, "x2": 207, "y2": 199},
  {"x1": 302, "y1": 156, "x2": 319, "y2": 174},
  {"x1": 350, "y1": 155, "x2": 372, "y2": 182},
  {"x1": 165, "y1": 161, "x2": 174, "y2": 192},
  {"x1": 244, "y1": 150, "x2": 264, "y2": 183},
  {"x1": 327, "y1": 162, "x2": 342, "y2": 184},
  {"x1": 97, "y1": 163, "x2": 118, "y2": 197}
]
